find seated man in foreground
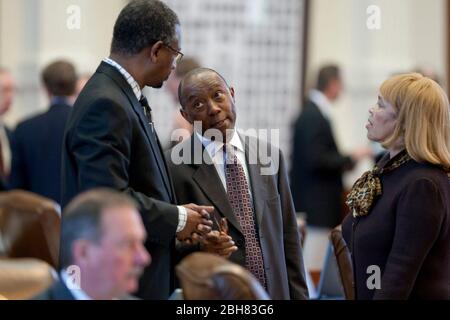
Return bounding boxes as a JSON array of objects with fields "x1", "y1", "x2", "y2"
[{"x1": 34, "y1": 188, "x2": 151, "y2": 300}]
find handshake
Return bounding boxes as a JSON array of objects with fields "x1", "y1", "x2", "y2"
[{"x1": 176, "y1": 203, "x2": 238, "y2": 258}]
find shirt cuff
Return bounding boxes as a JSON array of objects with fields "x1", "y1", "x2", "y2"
[{"x1": 176, "y1": 205, "x2": 187, "y2": 232}]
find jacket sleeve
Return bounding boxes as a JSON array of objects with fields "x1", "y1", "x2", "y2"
[
  {"x1": 295, "y1": 114, "x2": 354, "y2": 174},
  {"x1": 9, "y1": 126, "x2": 28, "y2": 190},
  {"x1": 278, "y1": 150, "x2": 309, "y2": 299},
  {"x1": 373, "y1": 178, "x2": 446, "y2": 299},
  {"x1": 67, "y1": 98, "x2": 179, "y2": 245}
]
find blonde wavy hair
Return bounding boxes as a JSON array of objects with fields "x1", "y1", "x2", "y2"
[{"x1": 380, "y1": 73, "x2": 450, "y2": 170}]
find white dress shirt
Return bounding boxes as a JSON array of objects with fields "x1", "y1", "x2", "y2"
[
  {"x1": 60, "y1": 269, "x2": 92, "y2": 300},
  {"x1": 195, "y1": 129, "x2": 253, "y2": 200},
  {"x1": 309, "y1": 89, "x2": 333, "y2": 121},
  {"x1": 102, "y1": 58, "x2": 187, "y2": 232}
]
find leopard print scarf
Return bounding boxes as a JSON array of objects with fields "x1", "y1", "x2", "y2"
[{"x1": 346, "y1": 150, "x2": 411, "y2": 217}]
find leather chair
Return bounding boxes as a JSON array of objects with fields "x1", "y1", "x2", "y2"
[
  {"x1": 0, "y1": 258, "x2": 55, "y2": 299},
  {"x1": 0, "y1": 190, "x2": 61, "y2": 269},
  {"x1": 176, "y1": 252, "x2": 270, "y2": 300},
  {"x1": 329, "y1": 225, "x2": 354, "y2": 300}
]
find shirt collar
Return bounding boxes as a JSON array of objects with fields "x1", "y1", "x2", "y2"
[
  {"x1": 309, "y1": 89, "x2": 333, "y2": 120},
  {"x1": 103, "y1": 57, "x2": 142, "y2": 100},
  {"x1": 50, "y1": 96, "x2": 70, "y2": 106},
  {"x1": 60, "y1": 270, "x2": 92, "y2": 300},
  {"x1": 195, "y1": 128, "x2": 244, "y2": 158}
]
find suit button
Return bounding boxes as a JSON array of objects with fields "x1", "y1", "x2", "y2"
[{"x1": 236, "y1": 239, "x2": 244, "y2": 247}]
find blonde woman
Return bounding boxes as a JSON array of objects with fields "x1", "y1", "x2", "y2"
[{"x1": 342, "y1": 73, "x2": 450, "y2": 299}]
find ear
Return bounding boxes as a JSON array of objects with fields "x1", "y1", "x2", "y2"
[
  {"x1": 149, "y1": 41, "x2": 165, "y2": 63},
  {"x1": 229, "y1": 86, "x2": 235, "y2": 101},
  {"x1": 72, "y1": 239, "x2": 93, "y2": 266}
]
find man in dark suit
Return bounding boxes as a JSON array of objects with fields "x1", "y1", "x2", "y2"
[
  {"x1": 10, "y1": 60, "x2": 77, "y2": 203},
  {"x1": 61, "y1": 0, "x2": 212, "y2": 300},
  {"x1": 35, "y1": 189, "x2": 150, "y2": 300},
  {"x1": 167, "y1": 68, "x2": 309, "y2": 300},
  {"x1": 290, "y1": 65, "x2": 371, "y2": 229}
]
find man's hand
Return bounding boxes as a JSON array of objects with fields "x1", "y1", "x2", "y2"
[
  {"x1": 176, "y1": 204, "x2": 214, "y2": 241},
  {"x1": 200, "y1": 230, "x2": 238, "y2": 258}
]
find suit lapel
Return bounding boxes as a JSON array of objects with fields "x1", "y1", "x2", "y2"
[
  {"x1": 187, "y1": 135, "x2": 242, "y2": 234},
  {"x1": 97, "y1": 62, "x2": 174, "y2": 201},
  {"x1": 151, "y1": 129, "x2": 175, "y2": 202},
  {"x1": 157, "y1": 135, "x2": 177, "y2": 202},
  {"x1": 240, "y1": 133, "x2": 267, "y2": 227}
]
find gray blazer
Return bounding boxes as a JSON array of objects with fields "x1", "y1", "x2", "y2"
[{"x1": 167, "y1": 133, "x2": 309, "y2": 300}]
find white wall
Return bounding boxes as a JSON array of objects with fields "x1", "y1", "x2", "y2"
[
  {"x1": 0, "y1": 0, "x2": 126, "y2": 126},
  {"x1": 307, "y1": 0, "x2": 447, "y2": 185},
  {"x1": 1, "y1": 0, "x2": 307, "y2": 165}
]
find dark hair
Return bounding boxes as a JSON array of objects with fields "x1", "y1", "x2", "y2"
[
  {"x1": 41, "y1": 60, "x2": 77, "y2": 96},
  {"x1": 59, "y1": 189, "x2": 138, "y2": 268},
  {"x1": 317, "y1": 65, "x2": 340, "y2": 92},
  {"x1": 178, "y1": 68, "x2": 230, "y2": 107},
  {"x1": 111, "y1": 0, "x2": 180, "y2": 56}
]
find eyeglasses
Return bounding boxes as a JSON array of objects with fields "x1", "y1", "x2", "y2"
[{"x1": 164, "y1": 43, "x2": 184, "y2": 64}]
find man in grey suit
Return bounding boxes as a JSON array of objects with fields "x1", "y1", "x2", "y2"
[{"x1": 167, "y1": 68, "x2": 309, "y2": 300}]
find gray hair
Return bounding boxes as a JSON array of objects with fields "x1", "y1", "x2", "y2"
[{"x1": 59, "y1": 188, "x2": 139, "y2": 269}]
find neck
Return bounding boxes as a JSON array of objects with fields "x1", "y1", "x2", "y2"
[
  {"x1": 80, "y1": 271, "x2": 116, "y2": 300},
  {"x1": 388, "y1": 147, "x2": 403, "y2": 159},
  {"x1": 109, "y1": 53, "x2": 145, "y2": 89},
  {"x1": 323, "y1": 90, "x2": 335, "y2": 102},
  {"x1": 50, "y1": 95, "x2": 68, "y2": 102}
]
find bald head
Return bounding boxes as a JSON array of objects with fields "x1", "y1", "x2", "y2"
[
  {"x1": 178, "y1": 68, "x2": 230, "y2": 108},
  {"x1": 178, "y1": 67, "x2": 236, "y2": 139}
]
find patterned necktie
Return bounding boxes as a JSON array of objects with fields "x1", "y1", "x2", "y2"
[
  {"x1": 224, "y1": 144, "x2": 267, "y2": 288},
  {"x1": 139, "y1": 96, "x2": 154, "y2": 133}
]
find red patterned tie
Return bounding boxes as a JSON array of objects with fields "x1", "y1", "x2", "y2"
[{"x1": 224, "y1": 144, "x2": 267, "y2": 288}]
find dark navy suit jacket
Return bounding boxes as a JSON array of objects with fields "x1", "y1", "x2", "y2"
[
  {"x1": 33, "y1": 276, "x2": 138, "y2": 300},
  {"x1": 290, "y1": 100, "x2": 354, "y2": 228},
  {"x1": 9, "y1": 102, "x2": 72, "y2": 203},
  {"x1": 33, "y1": 278, "x2": 75, "y2": 300}
]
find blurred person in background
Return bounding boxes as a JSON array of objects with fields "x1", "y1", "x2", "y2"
[
  {"x1": 0, "y1": 67, "x2": 15, "y2": 188},
  {"x1": 10, "y1": 60, "x2": 77, "y2": 203},
  {"x1": 164, "y1": 56, "x2": 200, "y2": 147},
  {"x1": 68, "y1": 73, "x2": 91, "y2": 106},
  {"x1": 290, "y1": 65, "x2": 372, "y2": 271},
  {"x1": 343, "y1": 73, "x2": 450, "y2": 299}
]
